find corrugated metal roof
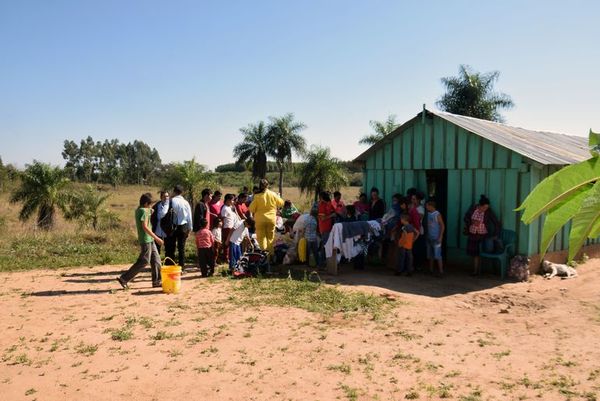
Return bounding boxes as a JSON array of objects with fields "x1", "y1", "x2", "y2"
[
  {"x1": 435, "y1": 110, "x2": 590, "y2": 165},
  {"x1": 354, "y1": 109, "x2": 591, "y2": 165}
]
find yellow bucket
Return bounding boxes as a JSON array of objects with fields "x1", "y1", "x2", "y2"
[
  {"x1": 161, "y1": 258, "x2": 182, "y2": 294},
  {"x1": 298, "y1": 238, "x2": 307, "y2": 263}
]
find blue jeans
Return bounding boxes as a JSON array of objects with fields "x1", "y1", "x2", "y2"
[
  {"x1": 396, "y1": 247, "x2": 413, "y2": 273},
  {"x1": 229, "y1": 243, "x2": 242, "y2": 270}
]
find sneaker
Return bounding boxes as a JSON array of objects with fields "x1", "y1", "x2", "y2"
[
  {"x1": 116, "y1": 277, "x2": 129, "y2": 289},
  {"x1": 152, "y1": 281, "x2": 162, "y2": 288}
]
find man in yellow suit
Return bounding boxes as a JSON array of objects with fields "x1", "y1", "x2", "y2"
[{"x1": 249, "y1": 179, "x2": 284, "y2": 255}]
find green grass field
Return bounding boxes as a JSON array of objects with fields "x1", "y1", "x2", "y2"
[{"x1": 0, "y1": 185, "x2": 361, "y2": 271}]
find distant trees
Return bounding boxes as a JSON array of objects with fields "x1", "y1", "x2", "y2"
[
  {"x1": 62, "y1": 136, "x2": 161, "y2": 186},
  {"x1": 161, "y1": 158, "x2": 215, "y2": 206},
  {"x1": 10, "y1": 161, "x2": 69, "y2": 230},
  {"x1": 358, "y1": 115, "x2": 399, "y2": 146},
  {"x1": 298, "y1": 146, "x2": 348, "y2": 202},
  {"x1": 233, "y1": 121, "x2": 269, "y2": 180},
  {"x1": 436, "y1": 65, "x2": 514, "y2": 122}
]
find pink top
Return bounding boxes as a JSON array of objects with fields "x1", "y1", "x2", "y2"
[
  {"x1": 331, "y1": 199, "x2": 345, "y2": 215},
  {"x1": 195, "y1": 228, "x2": 214, "y2": 249},
  {"x1": 469, "y1": 209, "x2": 487, "y2": 235}
]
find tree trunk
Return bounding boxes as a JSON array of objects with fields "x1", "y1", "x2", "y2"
[{"x1": 278, "y1": 169, "x2": 284, "y2": 197}]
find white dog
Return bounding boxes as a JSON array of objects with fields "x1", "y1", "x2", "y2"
[{"x1": 542, "y1": 260, "x2": 578, "y2": 279}]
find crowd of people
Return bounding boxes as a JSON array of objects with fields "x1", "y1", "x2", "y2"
[{"x1": 117, "y1": 180, "x2": 502, "y2": 289}]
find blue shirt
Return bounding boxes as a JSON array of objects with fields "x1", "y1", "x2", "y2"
[
  {"x1": 171, "y1": 195, "x2": 193, "y2": 229},
  {"x1": 304, "y1": 216, "x2": 318, "y2": 242},
  {"x1": 427, "y1": 210, "x2": 441, "y2": 240}
]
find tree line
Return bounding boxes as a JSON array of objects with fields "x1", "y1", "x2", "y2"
[{"x1": 62, "y1": 136, "x2": 162, "y2": 186}]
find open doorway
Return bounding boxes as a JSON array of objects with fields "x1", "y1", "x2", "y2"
[{"x1": 426, "y1": 170, "x2": 448, "y2": 253}]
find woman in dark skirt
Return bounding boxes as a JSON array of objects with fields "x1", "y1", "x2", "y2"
[{"x1": 464, "y1": 195, "x2": 501, "y2": 276}]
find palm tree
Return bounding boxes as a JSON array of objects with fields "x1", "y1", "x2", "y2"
[
  {"x1": 358, "y1": 115, "x2": 399, "y2": 146},
  {"x1": 63, "y1": 185, "x2": 110, "y2": 230},
  {"x1": 232, "y1": 121, "x2": 269, "y2": 180},
  {"x1": 436, "y1": 65, "x2": 514, "y2": 122},
  {"x1": 266, "y1": 113, "x2": 307, "y2": 196},
  {"x1": 298, "y1": 146, "x2": 348, "y2": 202},
  {"x1": 10, "y1": 161, "x2": 69, "y2": 230}
]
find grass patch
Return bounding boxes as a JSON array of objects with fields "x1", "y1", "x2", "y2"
[
  {"x1": 327, "y1": 363, "x2": 352, "y2": 374},
  {"x1": 75, "y1": 342, "x2": 98, "y2": 356},
  {"x1": 232, "y1": 276, "x2": 393, "y2": 318},
  {"x1": 339, "y1": 383, "x2": 359, "y2": 401},
  {"x1": 109, "y1": 327, "x2": 133, "y2": 341},
  {"x1": 150, "y1": 331, "x2": 173, "y2": 341}
]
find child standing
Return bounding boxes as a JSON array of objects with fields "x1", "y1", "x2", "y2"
[
  {"x1": 228, "y1": 218, "x2": 250, "y2": 271},
  {"x1": 393, "y1": 214, "x2": 418, "y2": 276},
  {"x1": 195, "y1": 218, "x2": 215, "y2": 277},
  {"x1": 425, "y1": 200, "x2": 445, "y2": 276},
  {"x1": 212, "y1": 219, "x2": 223, "y2": 265},
  {"x1": 304, "y1": 208, "x2": 320, "y2": 267},
  {"x1": 117, "y1": 193, "x2": 163, "y2": 289}
]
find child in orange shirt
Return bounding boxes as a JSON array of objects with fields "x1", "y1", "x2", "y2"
[{"x1": 394, "y1": 214, "x2": 419, "y2": 276}]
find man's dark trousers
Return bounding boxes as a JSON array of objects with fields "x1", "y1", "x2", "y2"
[{"x1": 165, "y1": 225, "x2": 189, "y2": 267}]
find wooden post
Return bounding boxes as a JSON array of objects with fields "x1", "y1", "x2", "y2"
[{"x1": 326, "y1": 249, "x2": 338, "y2": 275}]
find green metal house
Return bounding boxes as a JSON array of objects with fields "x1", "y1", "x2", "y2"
[{"x1": 354, "y1": 107, "x2": 590, "y2": 265}]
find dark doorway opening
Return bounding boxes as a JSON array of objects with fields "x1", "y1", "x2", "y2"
[{"x1": 426, "y1": 170, "x2": 448, "y2": 254}]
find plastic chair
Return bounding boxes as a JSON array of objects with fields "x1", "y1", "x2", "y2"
[{"x1": 480, "y1": 229, "x2": 516, "y2": 279}]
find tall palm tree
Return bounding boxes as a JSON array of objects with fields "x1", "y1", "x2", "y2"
[
  {"x1": 436, "y1": 64, "x2": 514, "y2": 122},
  {"x1": 298, "y1": 146, "x2": 348, "y2": 202},
  {"x1": 359, "y1": 115, "x2": 399, "y2": 146},
  {"x1": 266, "y1": 113, "x2": 307, "y2": 196},
  {"x1": 10, "y1": 161, "x2": 69, "y2": 230},
  {"x1": 233, "y1": 121, "x2": 269, "y2": 181}
]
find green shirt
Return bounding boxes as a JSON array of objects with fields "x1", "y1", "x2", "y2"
[{"x1": 135, "y1": 207, "x2": 154, "y2": 244}]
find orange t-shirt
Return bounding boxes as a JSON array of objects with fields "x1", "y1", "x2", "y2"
[{"x1": 397, "y1": 224, "x2": 417, "y2": 249}]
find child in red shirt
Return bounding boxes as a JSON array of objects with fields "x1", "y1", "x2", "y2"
[{"x1": 195, "y1": 218, "x2": 215, "y2": 277}]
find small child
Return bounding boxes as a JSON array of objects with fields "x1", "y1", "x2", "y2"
[
  {"x1": 195, "y1": 218, "x2": 215, "y2": 277},
  {"x1": 117, "y1": 193, "x2": 163, "y2": 289},
  {"x1": 393, "y1": 214, "x2": 418, "y2": 276},
  {"x1": 212, "y1": 219, "x2": 223, "y2": 265},
  {"x1": 304, "y1": 208, "x2": 320, "y2": 267},
  {"x1": 425, "y1": 200, "x2": 445, "y2": 276},
  {"x1": 228, "y1": 218, "x2": 250, "y2": 271}
]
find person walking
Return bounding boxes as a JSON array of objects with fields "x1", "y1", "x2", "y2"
[
  {"x1": 164, "y1": 185, "x2": 193, "y2": 268},
  {"x1": 117, "y1": 193, "x2": 163, "y2": 289},
  {"x1": 248, "y1": 179, "x2": 284, "y2": 255}
]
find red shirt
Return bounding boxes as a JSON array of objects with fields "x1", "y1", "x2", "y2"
[
  {"x1": 318, "y1": 201, "x2": 335, "y2": 233},
  {"x1": 331, "y1": 199, "x2": 345, "y2": 215},
  {"x1": 236, "y1": 203, "x2": 249, "y2": 220},
  {"x1": 209, "y1": 200, "x2": 223, "y2": 220},
  {"x1": 195, "y1": 228, "x2": 214, "y2": 249},
  {"x1": 408, "y1": 206, "x2": 422, "y2": 232}
]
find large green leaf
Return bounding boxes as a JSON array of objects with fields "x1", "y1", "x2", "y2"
[
  {"x1": 568, "y1": 180, "x2": 600, "y2": 261},
  {"x1": 517, "y1": 158, "x2": 600, "y2": 224},
  {"x1": 588, "y1": 218, "x2": 600, "y2": 239},
  {"x1": 539, "y1": 185, "x2": 591, "y2": 258},
  {"x1": 589, "y1": 130, "x2": 600, "y2": 157}
]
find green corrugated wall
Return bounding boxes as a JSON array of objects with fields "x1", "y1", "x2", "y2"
[{"x1": 362, "y1": 115, "x2": 573, "y2": 259}]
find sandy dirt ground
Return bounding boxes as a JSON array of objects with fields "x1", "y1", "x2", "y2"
[{"x1": 1, "y1": 260, "x2": 599, "y2": 401}]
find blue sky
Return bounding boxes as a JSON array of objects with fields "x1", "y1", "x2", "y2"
[{"x1": 1, "y1": 0, "x2": 599, "y2": 169}]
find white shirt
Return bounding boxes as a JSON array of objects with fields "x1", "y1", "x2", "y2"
[
  {"x1": 171, "y1": 195, "x2": 193, "y2": 229},
  {"x1": 220, "y1": 204, "x2": 237, "y2": 229},
  {"x1": 229, "y1": 220, "x2": 248, "y2": 245}
]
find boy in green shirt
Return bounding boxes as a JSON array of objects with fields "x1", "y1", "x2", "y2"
[{"x1": 117, "y1": 193, "x2": 164, "y2": 289}]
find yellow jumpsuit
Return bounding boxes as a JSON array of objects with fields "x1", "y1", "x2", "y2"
[{"x1": 248, "y1": 189, "x2": 285, "y2": 254}]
